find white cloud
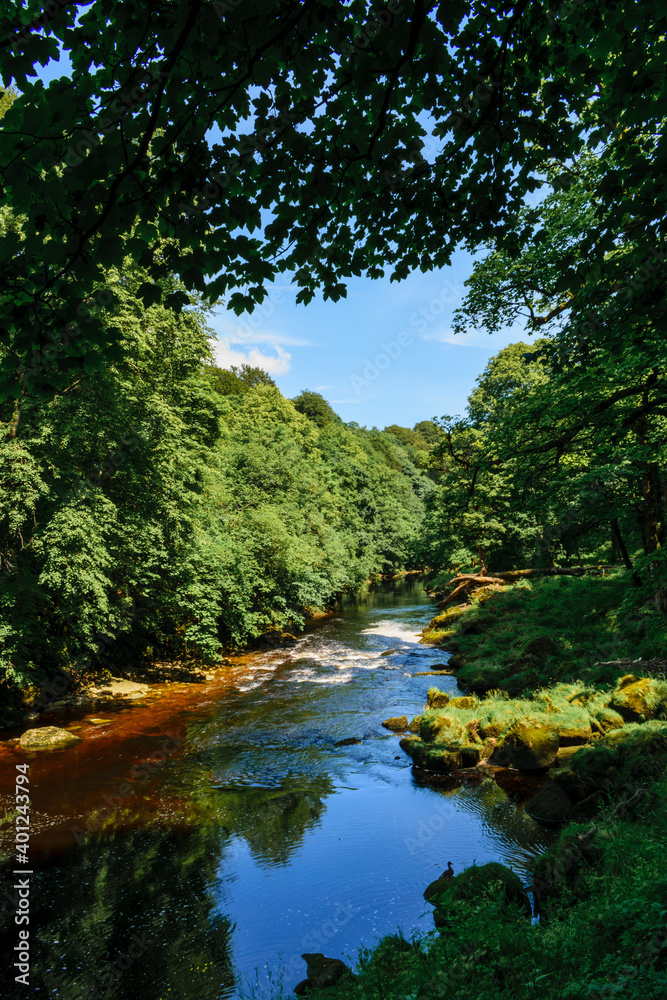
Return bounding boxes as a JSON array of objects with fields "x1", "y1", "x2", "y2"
[
  {"x1": 212, "y1": 339, "x2": 292, "y2": 376},
  {"x1": 423, "y1": 327, "x2": 527, "y2": 349}
]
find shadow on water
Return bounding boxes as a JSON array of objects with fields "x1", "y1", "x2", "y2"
[{"x1": 0, "y1": 576, "x2": 556, "y2": 1000}]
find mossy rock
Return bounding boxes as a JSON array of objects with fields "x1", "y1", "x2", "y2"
[
  {"x1": 550, "y1": 768, "x2": 588, "y2": 803},
  {"x1": 525, "y1": 781, "x2": 573, "y2": 824},
  {"x1": 459, "y1": 615, "x2": 494, "y2": 636},
  {"x1": 446, "y1": 654, "x2": 466, "y2": 670},
  {"x1": 522, "y1": 636, "x2": 558, "y2": 660},
  {"x1": 478, "y1": 719, "x2": 506, "y2": 740},
  {"x1": 419, "y1": 713, "x2": 467, "y2": 744},
  {"x1": 555, "y1": 745, "x2": 587, "y2": 767},
  {"x1": 609, "y1": 677, "x2": 667, "y2": 722},
  {"x1": 458, "y1": 663, "x2": 506, "y2": 693},
  {"x1": 590, "y1": 706, "x2": 625, "y2": 732},
  {"x1": 428, "y1": 862, "x2": 531, "y2": 921},
  {"x1": 382, "y1": 715, "x2": 409, "y2": 731},
  {"x1": 426, "y1": 688, "x2": 450, "y2": 709},
  {"x1": 19, "y1": 726, "x2": 83, "y2": 750},
  {"x1": 489, "y1": 721, "x2": 559, "y2": 770},
  {"x1": 558, "y1": 720, "x2": 592, "y2": 746},
  {"x1": 448, "y1": 696, "x2": 477, "y2": 710},
  {"x1": 569, "y1": 789, "x2": 606, "y2": 822}
]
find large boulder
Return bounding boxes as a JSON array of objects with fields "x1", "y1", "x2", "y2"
[
  {"x1": 426, "y1": 862, "x2": 531, "y2": 924},
  {"x1": 294, "y1": 954, "x2": 354, "y2": 995},
  {"x1": 400, "y1": 737, "x2": 480, "y2": 772},
  {"x1": 558, "y1": 720, "x2": 592, "y2": 746},
  {"x1": 19, "y1": 726, "x2": 83, "y2": 750},
  {"x1": 489, "y1": 721, "x2": 559, "y2": 770},
  {"x1": 525, "y1": 781, "x2": 573, "y2": 824},
  {"x1": 610, "y1": 676, "x2": 666, "y2": 722}
]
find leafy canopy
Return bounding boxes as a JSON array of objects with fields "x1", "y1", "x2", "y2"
[{"x1": 1, "y1": 2, "x2": 666, "y2": 394}]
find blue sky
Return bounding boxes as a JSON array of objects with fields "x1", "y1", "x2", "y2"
[
  {"x1": 209, "y1": 261, "x2": 528, "y2": 428},
  {"x1": 29, "y1": 46, "x2": 531, "y2": 429}
]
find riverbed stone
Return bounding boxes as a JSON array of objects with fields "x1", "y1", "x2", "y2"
[
  {"x1": 489, "y1": 721, "x2": 559, "y2": 770},
  {"x1": 333, "y1": 737, "x2": 362, "y2": 747},
  {"x1": 525, "y1": 781, "x2": 573, "y2": 824},
  {"x1": 19, "y1": 726, "x2": 83, "y2": 749},
  {"x1": 382, "y1": 715, "x2": 409, "y2": 731}
]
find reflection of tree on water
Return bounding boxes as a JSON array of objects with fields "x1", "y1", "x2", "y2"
[
  {"x1": 212, "y1": 777, "x2": 332, "y2": 866},
  {"x1": 0, "y1": 776, "x2": 333, "y2": 1000},
  {"x1": 0, "y1": 826, "x2": 234, "y2": 1000}
]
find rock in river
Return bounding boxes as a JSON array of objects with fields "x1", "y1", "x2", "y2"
[
  {"x1": 19, "y1": 726, "x2": 83, "y2": 750},
  {"x1": 382, "y1": 715, "x2": 409, "y2": 731},
  {"x1": 525, "y1": 781, "x2": 573, "y2": 824},
  {"x1": 489, "y1": 721, "x2": 559, "y2": 770},
  {"x1": 294, "y1": 954, "x2": 354, "y2": 994}
]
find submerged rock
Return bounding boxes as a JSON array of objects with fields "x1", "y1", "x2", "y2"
[
  {"x1": 294, "y1": 954, "x2": 354, "y2": 994},
  {"x1": 382, "y1": 715, "x2": 409, "y2": 731},
  {"x1": 333, "y1": 737, "x2": 362, "y2": 747},
  {"x1": 525, "y1": 781, "x2": 573, "y2": 824},
  {"x1": 19, "y1": 726, "x2": 83, "y2": 750}
]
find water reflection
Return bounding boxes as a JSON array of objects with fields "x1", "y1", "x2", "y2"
[{"x1": 0, "y1": 577, "x2": 556, "y2": 1000}]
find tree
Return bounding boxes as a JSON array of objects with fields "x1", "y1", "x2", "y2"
[
  {"x1": 291, "y1": 390, "x2": 338, "y2": 428},
  {"x1": 453, "y1": 155, "x2": 667, "y2": 563},
  {"x1": 1, "y1": 2, "x2": 665, "y2": 395},
  {"x1": 209, "y1": 363, "x2": 276, "y2": 395}
]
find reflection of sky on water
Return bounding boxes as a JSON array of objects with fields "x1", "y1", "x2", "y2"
[{"x1": 0, "y1": 577, "x2": 556, "y2": 1000}]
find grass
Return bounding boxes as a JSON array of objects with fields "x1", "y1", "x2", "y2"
[{"x1": 421, "y1": 572, "x2": 667, "y2": 696}]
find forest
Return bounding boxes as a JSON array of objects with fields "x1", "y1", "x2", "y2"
[{"x1": 0, "y1": 2, "x2": 666, "y2": 999}]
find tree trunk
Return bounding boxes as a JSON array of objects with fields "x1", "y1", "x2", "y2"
[{"x1": 610, "y1": 518, "x2": 642, "y2": 587}]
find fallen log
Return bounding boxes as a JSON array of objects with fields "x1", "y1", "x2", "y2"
[{"x1": 437, "y1": 566, "x2": 614, "y2": 608}]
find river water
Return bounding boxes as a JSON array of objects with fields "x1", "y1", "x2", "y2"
[{"x1": 0, "y1": 577, "x2": 554, "y2": 1000}]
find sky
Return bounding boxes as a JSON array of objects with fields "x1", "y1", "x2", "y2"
[
  {"x1": 29, "y1": 44, "x2": 532, "y2": 430},
  {"x1": 209, "y1": 259, "x2": 528, "y2": 428}
]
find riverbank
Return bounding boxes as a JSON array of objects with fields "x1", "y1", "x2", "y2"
[{"x1": 302, "y1": 571, "x2": 667, "y2": 1000}]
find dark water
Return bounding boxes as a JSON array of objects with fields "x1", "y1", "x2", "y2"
[{"x1": 0, "y1": 577, "x2": 554, "y2": 1000}]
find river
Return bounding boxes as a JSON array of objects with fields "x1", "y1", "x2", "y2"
[{"x1": 0, "y1": 576, "x2": 554, "y2": 1000}]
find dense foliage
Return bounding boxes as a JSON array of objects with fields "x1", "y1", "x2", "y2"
[
  {"x1": 417, "y1": 151, "x2": 666, "y2": 621},
  {"x1": 1, "y1": 2, "x2": 666, "y2": 396},
  {"x1": 0, "y1": 269, "x2": 431, "y2": 715}
]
